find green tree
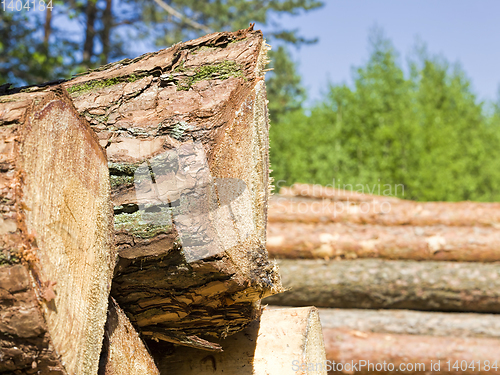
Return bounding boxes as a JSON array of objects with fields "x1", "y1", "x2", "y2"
[
  {"x1": 270, "y1": 30, "x2": 500, "y2": 201},
  {"x1": 266, "y1": 45, "x2": 306, "y2": 123}
]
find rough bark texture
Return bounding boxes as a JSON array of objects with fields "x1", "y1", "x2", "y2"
[
  {"x1": 99, "y1": 298, "x2": 159, "y2": 375},
  {"x1": 267, "y1": 221, "x2": 500, "y2": 262},
  {"x1": 324, "y1": 328, "x2": 500, "y2": 375},
  {"x1": 0, "y1": 89, "x2": 115, "y2": 374},
  {"x1": 316, "y1": 308, "x2": 500, "y2": 338},
  {"x1": 269, "y1": 194, "x2": 500, "y2": 227},
  {"x1": 157, "y1": 307, "x2": 326, "y2": 375},
  {"x1": 2, "y1": 27, "x2": 282, "y2": 348},
  {"x1": 264, "y1": 259, "x2": 500, "y2": 312}
]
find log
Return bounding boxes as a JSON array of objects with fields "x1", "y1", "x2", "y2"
[
  {"x1": 263, "y1": 259, "x2": 500, "y2": 312},
  {"x1": 266, "y1": 307, "x2": 500, "y2": 374},
  {"x1": 269, "y1": 194, "x2": 500, "y2": 227},
  {"x1": 156, "y1": 307, "x2": 326, "y2": 375},
  {"x1": 280, "y1": 183, "x2": 402, "y2": 203},
  {"x1": 1, "y1": 26, "x2": 282, "y2": 348},
  {"x1": 317, "y1": 308, "x2": 500, "y2": 338},
  {"x1": 324, "y1": 328, "x2": 500, "y2": 375},
  {"x1": 267, "y1": 221, "x2": 500, "y2": 262},
  {"x1": 320, "y1": 308, "x2": 500, "y2": 374},
  {"x1": 0, "y1": 89, "x2": 115, "y2": 374},
  {"x1": 99, "y1": 298, "x2": 159, "y2": 375}
]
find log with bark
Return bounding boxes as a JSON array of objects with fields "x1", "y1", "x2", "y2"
[
  {"x1": 264, "y1": 307, "x2": 500, "y2": 374},
  {"x1": 324, "y1": 328, "x2": 500, "y2": 375},
  {"x1": 263, "y1": 259, "x2": 500, "y2": 312},
  {"x1": 269, "y1": 191, "x2": 500, "y2": 227},
  {"x1": 267, "y1": 221, "x2": 500, "y2": 262},
  {"x1": 316, "y1": 308, "x2": 500, "y2": 338},
  {"x1": 0, "y1": 89, "x2": 115, "y2": 374},
  {"x1": 157, "y1": 307, "x2": 326, "y2": 375},
  {"x1": 319, "y1": 308, "x2": 500, "y2": 374},
  {"x1": 2, "y1": 26, "x2": 282, "y2": 350}
]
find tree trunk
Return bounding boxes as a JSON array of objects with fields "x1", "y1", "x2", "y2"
[
  {"x1": 264, "y1": 259, "x2": 500, "y2": 312},
  {"x1": 0, "y1": 89, "x2": 115, "y2": 374},
  {"x1": 156, "y1": 307, "x2": 326, "y2": 375},
  {"x1": 1, "y1": 27, "x2": 282, "y2": 349},
  {"x1": 83, "y1": 0, "x2": 97, "y2": 65},
  {"x1": 44, "y1": 6, "x2": 52, "y2": 46},
  {"x1": 267, "y1": 221, "x2": 500, "y2": 262},
  {"x1": 99, "y1": 298, "x2": 159, "y2": 375},
  {"x1": 100, "y1": 0, "x2": 112, "y2": 65},
  {"x1": 269, "y1": 194, "x2": 500, "y2": 227},
  {"x1": 324, "y1": 328, "x2": 500, "y2": 375}
]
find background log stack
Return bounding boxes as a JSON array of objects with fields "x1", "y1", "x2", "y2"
[
  {"x1": 264, "y1": 183, "x2": 500, "y2": 374},
  {"x1": 1, "y1": 28, "x2": 328, "y2": 374}
]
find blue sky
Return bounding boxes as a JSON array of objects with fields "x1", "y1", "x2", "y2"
[{"x1": 268, "y1": 0, "x2": 500, "y2": 105}]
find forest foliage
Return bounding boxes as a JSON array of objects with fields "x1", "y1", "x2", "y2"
[{"x1": 270, "y1": 33, "x2": 500, "y2": 202}]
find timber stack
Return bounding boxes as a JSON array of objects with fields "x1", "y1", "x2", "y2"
[
  {"x1": 264, "y1": 183, "x2": 500, "y2": 374},
  {"x1": 0, "y1": 27, "x2": 328, "y2": 375}
]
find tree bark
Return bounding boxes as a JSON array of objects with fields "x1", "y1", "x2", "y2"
[
  {"x1": 99, "y1": 298, "x2": 159, "y2": 375},
  {"x1": 267, "y1": 221, "x2": 500, "y2": 262},
  {"x1": 0, "y1": 89, "x2": 115, "y2": 374},
  {"x1": 324, "y1": 328, "x2": 500, "y2": 375},
  {"x1": 264, "y1": 259, "x2": 500, "y2": 313},
  {"x1": 156, "y1": 307, "x2": 326, "y2": 375}
]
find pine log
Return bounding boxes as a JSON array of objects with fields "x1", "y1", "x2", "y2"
[
  {"x1": 0, "y1": 89, "x2": 115, "y2": 374},
  {"x1": 317, "y1": 308, "x2": 500, "y2": 338},
  {"x1": 99, "y1": 298, "x2": 159, "y2": 375},
  {"x1": 156, "y1": 307, "x2": 326, "y2": 375},
  {"x1": 324, "y1": 328, "x2": 500, "y2": 375},
  {"x1": 267, "y1": 221, "x2": 500, "y2": 262},
  {"x1": 320, "y1": 308, "x2": 500, "y2": 374},
  {"x1": 1, "y1": 26, "x2": 283, "y2": 348},
  {"x1": 269, "y1": 194, "x2": 500, "y2": 227},
  {"x1": 263, "y1": 259, "x2": 500, "y2": 312},
  {"x1": 280, "y1": 183, "x2": 402, "y2": 203},
  {"x1": 266, "y1": 307, "x2": 500, "y2": 374}
]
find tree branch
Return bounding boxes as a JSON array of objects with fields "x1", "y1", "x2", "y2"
[{"x1": 151, "y1": 0, "x2": 212, "y2": 34}]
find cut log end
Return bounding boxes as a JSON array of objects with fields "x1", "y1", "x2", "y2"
[{"x1": 1, "y1": 89, "x2": 115, "y2": 374}]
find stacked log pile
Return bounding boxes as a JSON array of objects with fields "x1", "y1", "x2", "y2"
[
  {"x1": 1, "y1": 28, "x2": 327, "y2": 375},
  {"x1": 264, "y1": 183, "x2": 500, "y2": 374}
]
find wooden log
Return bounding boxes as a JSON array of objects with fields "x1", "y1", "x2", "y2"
[
  {"x1": 267, "y1": 307, "x2": 500, "y2": 374},
  {"x1": 263, "y1": 259, "x2": 500, "y2": 312},
  {"x1": 317, "y1": 308, "x2": 500, "y2": 338},
  {"x1": 280, "y1": 183, "x2": 402, "y2": 203},
  {"x1": 1, "y1": 26, "x2": 282, "y2": 348},
  {"x1": 268, "y1": 194, "x2": 500, "y2": 227},
  {"x1": 99, "y1": 298, "x2": 159, "y2": 375},
  {"x1": 156, "y1": 307, "x2": 326, "y2": 375},
  {"x1": 0, "y1": 89, "x2": 115, "y2": 374},
  {"x1": 324, "y1": 328, "x2": 500, "y2": 375},
  {"x1": 267, "y1": 221, "x2": 500, "y2": 262}
]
